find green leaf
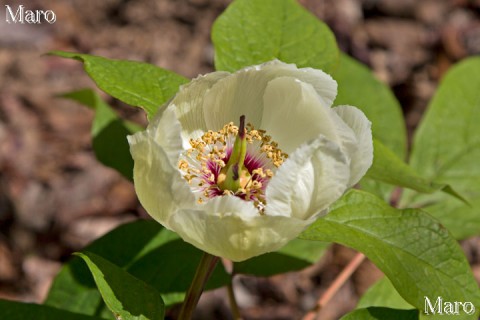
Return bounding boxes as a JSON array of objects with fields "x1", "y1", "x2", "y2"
[
  {"x1": 332, "y1": 53, "x2": 406, "y2": 200},
  {"x1": 358, "y1": 277, "x2": 413, "y2": 310},
  {"x1": 76, "y1": 252, "x2": 164, "y2": 320},
  {"x1": 234, "y1": 238, "x2": 329, "y2": 276},
  {"x1": 333, "y1": 54, "x2": 406, "y2": 160},
  {"x1": 366, "y1": 139, "x2": 464, "y2": 200},
  {"x1": 0, "y1": 299, "x2": 104, "y2": 320},
  {"x1": 402, "y1": 57, "x2": 480, "y2": 239},
  {"x1": 45, "y1": 220, "x2": 229, "y2": 317},
  {"x1": 408, "y1": 57, "x2": 480, "y2": 195},
  {"x1": 416, "y1": 197, "x2": 480, "y2": 240},
  {"x1": 212, "y1": 0, "x2": 339, "y2": 73},
  {"x1": 340, "y1": 307, "x2": 418, "y2": 320},
  {"x1": 49, "y1": 51, "x2": 189, "y2": 119},
  {"x1": 300, "y1": 190, "x2": 480, "y2": 318},
  {"x1": 62, "y1": 89, "x2": 143, "y2": 180}
]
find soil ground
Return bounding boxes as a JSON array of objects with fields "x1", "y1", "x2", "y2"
[{"x1": 0, "y1": 1, "x2": 479, "y2": 319}]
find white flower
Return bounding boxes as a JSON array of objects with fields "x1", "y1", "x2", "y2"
[{"x1": 128, "y1": 60, "x2": 373, "y2": 262}]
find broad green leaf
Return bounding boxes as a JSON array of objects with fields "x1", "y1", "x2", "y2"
[
  {"x1": 300, "y1": 190, "x2": 480, "y2": 318},
  {"x1": 45, "y1": 220, "x2": 229, "y2": 317},
  {"x1": 358, "y1": 277, "x2": 413, "y2": 310},
  {"x1": 333, "y1": 54, "x2": 406, "y2": 200},
  {"x1": 0, "y1": 299, "x2": 103, "y2": 320},
  {"x1": 234, "y1": 239, "x2": 329, "y2": 276},
  {"x1": 76, "y1": 252, "x2": 164, "y2": 320},
  {"x1": 366, "y1": 139, "x2": 464, "y2": 200},
  {"x1": 400, "y1": 57, "x2": 480, "y2": 239},
  {"x1": 340, "y1": 307, "x2": 418, "y2": 320},
  {"x1": 212, "y1": 0, "x2": 339, "y2": 73},
  {"x1": 407, "y1": 57, "x2": 480, "y2": 194},
  {"x1": 62, "y1": 89, "x2": 143, "y2": 180},
  {"x1": 417, "y1": 197, "x2": 480, "y2": 240},
  {"x1": 333, "y1": 54, "x2": 406, "y2": 160},
  {"x1": 49, "y1": 51, "x2": 189, "y2": 119}
]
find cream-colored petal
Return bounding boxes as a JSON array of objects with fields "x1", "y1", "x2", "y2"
[
  {"x1": 203, "y1": 60, "x2": 337, "y2": 131},
  {"x1": 202, "y1": 66, "x2": 271, "y2": 130},
  {"x1": 168, "y1": 196, "x2": 311, "y2": 261},
  {"x1": 266, "y1": 135, "x2": 350, "y2": 220},
  {"x1": 261, "y1": 76, "x2": 340, "y2": 153},
  {"x1": 148, "y1": 105, "x2": 186, "y2": 166},
  {"x1": 170, "y1": 71, "x2": 230, "y2": 140},
  {"x1": 333, "y1": 106, "x2": 373, "y2": 187},
  {"x1": 128, "y1": 131, "x2": 195, "y2": 230},
  {"x1": 260, "y1": 60, "x2": 337, "y2": 107}
]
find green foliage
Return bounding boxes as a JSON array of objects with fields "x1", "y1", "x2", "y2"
[
  {"x1": 402, "y1": 57, "x2": 480, "y2": 239},
  {"x1": 45, "y1": 220, "x2": 230, "y2": 317},
  {"x1": 0, "y1": 300, "x2": 104, "y2": 320},
  {"x1": 49, "y1": 51, "x2": 189, "y2": 119},
  {"x1": 234, "y1": 239, "x2": 329, "y2": 276},
  {"x1": 332, "y1": 53, "x2": 407, "y2": 200},
  {"x1": 76, "y1": 252, "x2": 164, "y2": 320},
  {"x1": 340, "y1": 307, "x2": 418, "y2": 320},
  {"x1": 358, "y1": 277, "x2": 412, "y2": 310},
  {"x1": 333, "y1": 53, "x2": 406, "y2": 160},
  {"x1": 300, "y1": 190, "x2": 480, "y2": 317},
  {"x1": 212, "y1": 0, "x2": 339, "y2": 73},
  {"x1": 415, "y1": 198, "x2": 480, "y2": 240},
  {"x1": 366, "y1": 139, "x2": 428, "y2": 191},
  {"x1": 366, "y1": 139, "x2": 464, "y2": 201},
  {"x1": 62, "y1": 89, "x2": 142, "y2": 180},
  {"x1": 408, "y1": 57, "x2": 480, "y2": 193}
]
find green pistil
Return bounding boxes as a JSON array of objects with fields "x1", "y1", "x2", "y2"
[{"x1": 219, "y1": 115, "x2": 247, "y2": 192}]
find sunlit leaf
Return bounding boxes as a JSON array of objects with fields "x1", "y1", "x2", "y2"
[
  {"x1": 367, "y1": 139, "x2": 465, "y2": 201},
  {"x1": 76, "y1": 252, "x2": 164, "y2": 320},
  {"x1": 212, "y1": 0, "x2": 339, "y2": 72},
  {"x1": 300, "y1": 190, "x2": 480, "y2": 318},
  {"x1": 50, "y1": 51, "x2": 188, "y2": 119},
  {"x1": 402, "y1": 57, "x2": 480, "y2": 239}
]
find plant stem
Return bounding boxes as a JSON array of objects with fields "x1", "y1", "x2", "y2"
[
  {"x1": 227, "y1": 278, "x2": 242, "y2": 319},
  {"x1": 302, "y1": 252, "x2": 366, "y2": 320},
  {"x1": 178, "y1": 252, "x2": 219, "y2": 320}
]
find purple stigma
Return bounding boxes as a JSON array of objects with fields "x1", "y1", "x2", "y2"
[{"x1": 239, "y1": 115, "x2": 246, "y2": 139}]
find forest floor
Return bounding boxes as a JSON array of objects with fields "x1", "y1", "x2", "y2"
[{"x1": 0, "y1": 0, "x2": 479, "y2": 319}]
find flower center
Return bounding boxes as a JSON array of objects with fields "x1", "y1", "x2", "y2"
[{"x1": 178, "y1": 115, "x2": 288, "y2": 213}]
